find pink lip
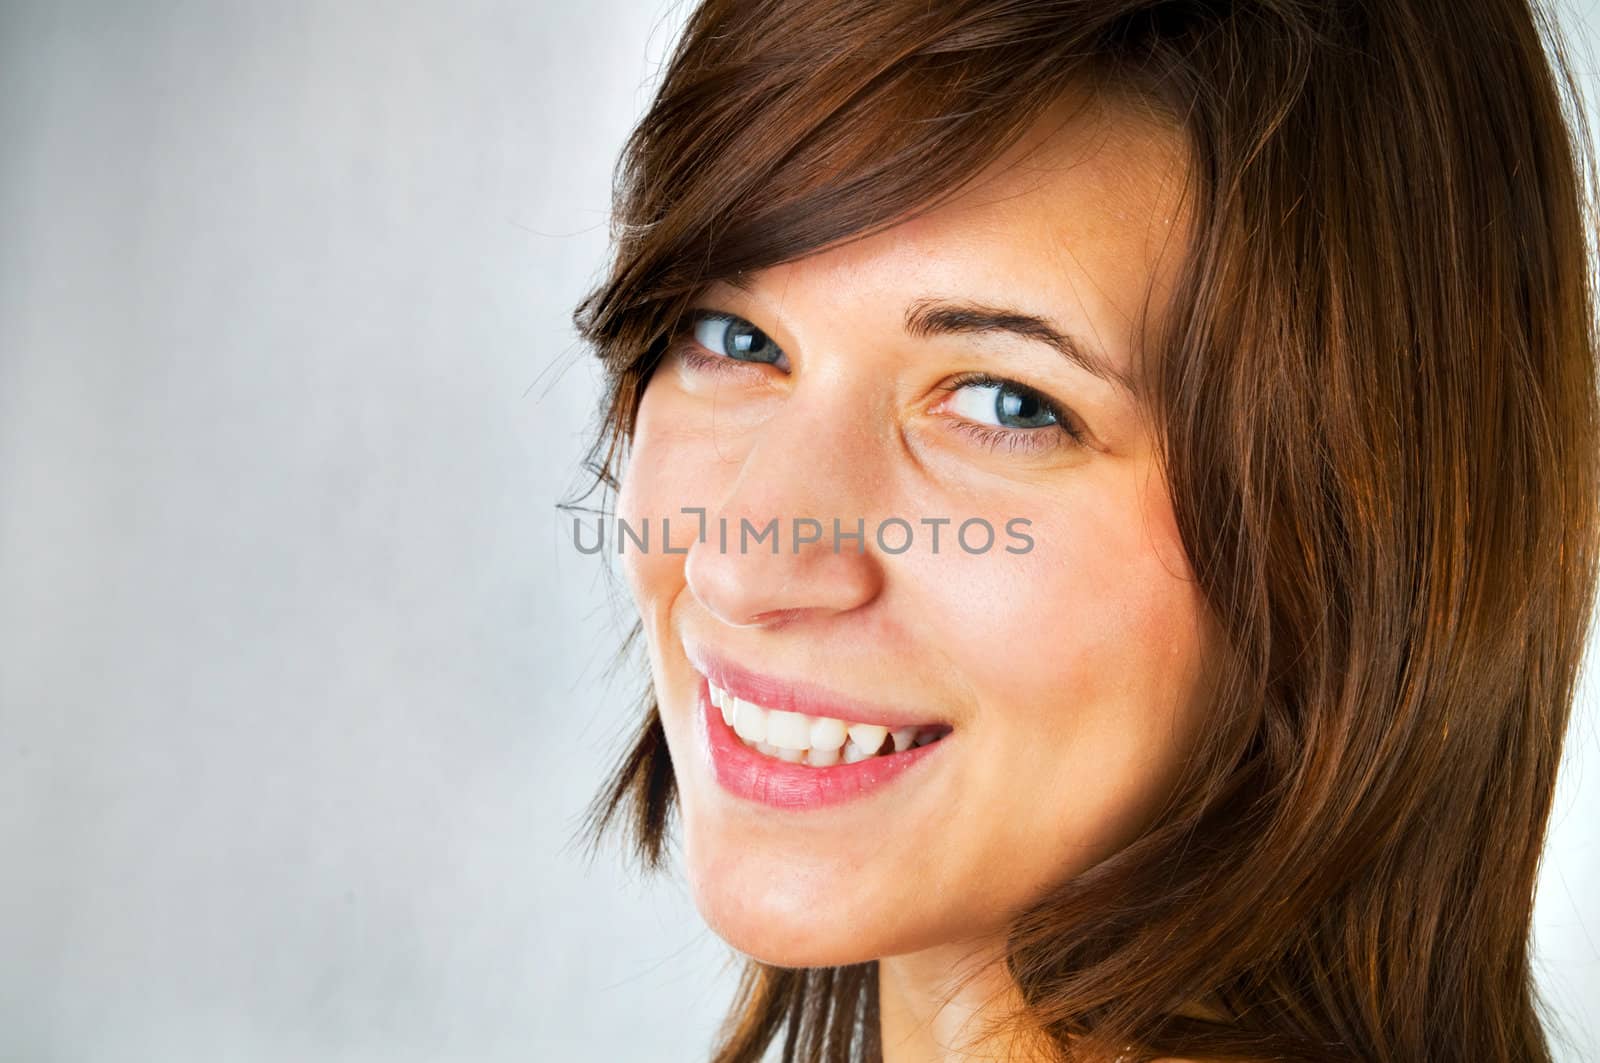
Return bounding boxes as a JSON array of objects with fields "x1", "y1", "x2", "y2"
[
  {"x1": 683, "y1": 642, "x2": 949, "y2": 731},
  {"x1": 696, "y1": 676, "x2": 949, "y2": 810}
]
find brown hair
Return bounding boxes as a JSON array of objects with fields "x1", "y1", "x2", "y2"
[{"x1": 566, "y1": 1, "x2": 1600, "y2": 1060}]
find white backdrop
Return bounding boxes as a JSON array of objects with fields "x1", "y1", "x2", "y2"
[{"x1": 0, "y1": 2, "x2": 1594, "y2": 1060}]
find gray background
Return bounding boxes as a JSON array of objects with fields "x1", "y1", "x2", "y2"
[{"x1": 0, "y1": 1, "x2": 1594, "y2": 1060}]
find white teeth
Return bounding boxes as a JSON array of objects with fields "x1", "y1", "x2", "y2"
[
  {"x1": 709, "y1": 680, "x2": 943, "y2": 767},
  {"x1": 806, "y1": 746, "x2": 840, "y2": 767},
  {"x1": 841, "y1": 737, "x2": 876, "y2": 764},
  {"x1": 716, "y1": 686, "x2": 736, "y2": 726},
  {"x1": 845, "y1": 723, "x2": 888, "y2": 756},
  {"x1": 765, "y1": 709, "x2": 811, "y2": 751},
  {"x1": 733, "y1": 698, "x2": 768, "y2": 744},
  {"x1": 808, "y1": 716, "x2": 848, "y2": 751}
]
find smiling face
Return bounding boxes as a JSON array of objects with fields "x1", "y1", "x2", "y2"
[{"x1": 613, "y1": 93, "x2": 1220, "y2": 967}]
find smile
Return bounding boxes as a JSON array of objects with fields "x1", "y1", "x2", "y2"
[
  {"x1": 710, "y1": 680, "x2": 947, "y2": 766},
  {"x1": 687, "y1": 649, "x2": 954, "y2": 809}
]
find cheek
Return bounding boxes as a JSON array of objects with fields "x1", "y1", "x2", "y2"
[
  {"x1": 931, "y1": 470, "x2": 1201, "y2": 710},
  {"x1": 614, "y1": 385, "x2": 721, "y2": 611},
  {"x1": 911, "y1": 470, "x2": 1211, "y2": 877}
]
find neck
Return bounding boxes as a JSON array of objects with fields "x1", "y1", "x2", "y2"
[
  {"x1": 877, "y1": 944, "x2": 1229, "y2": 1063},
  {"x1": 877, "y1": 939, "x2": 1062, "y2": 1063}
]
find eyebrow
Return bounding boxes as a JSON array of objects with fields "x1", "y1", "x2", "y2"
[
  {"x1": 903, "y1": 297, "x2": 1140, "y2": 399},
  {"x1": 716, "y1": 276, "x2": 1140, "y2": 399}
]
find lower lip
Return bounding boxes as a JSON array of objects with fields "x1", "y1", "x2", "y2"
[{"x1": 696, "y1": 675, "x2": 948, "y2": 810}]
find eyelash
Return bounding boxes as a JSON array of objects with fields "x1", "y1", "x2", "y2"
[
  {"x1": 671, "y1": 312, "x2": 1089, "y2": 456},
  {"x1": 935, "y1": 372, "x2": 1088, "y2": 454},
  {"x1": 675, "y1": 344, "x2": 742, "y2": 376}
]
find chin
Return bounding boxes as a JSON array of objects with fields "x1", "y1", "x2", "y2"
[{"x1": 680, "y1": 828, "x2": 914, "y2": 967}]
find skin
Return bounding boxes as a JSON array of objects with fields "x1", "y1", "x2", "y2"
[{"x1": 615, "y1": 90, "x2": 1219, "y2": 1061}]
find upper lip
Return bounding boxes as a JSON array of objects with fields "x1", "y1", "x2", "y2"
[{"x1": 684, "y1": 640, "x2": 951, "y2": 730}]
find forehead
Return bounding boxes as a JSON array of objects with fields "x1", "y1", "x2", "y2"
[{"x1": 749, "y1": 93, "x2": 1194, "y2": 346}]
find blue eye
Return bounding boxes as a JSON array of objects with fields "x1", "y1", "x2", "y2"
[
  {"x1": 947, "y1": 379, "x2": 1058, "y2": 430},
  {"x1": 941, "y1": 371, "x2": 1088, "y2": 454},
  {"x1": 689, "y1": 312, "x2": 790, "y2": 371}
]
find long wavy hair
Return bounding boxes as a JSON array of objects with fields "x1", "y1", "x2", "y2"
[{"x1": 566, "y1": 1, "x2": 1600, "y2": 1060}]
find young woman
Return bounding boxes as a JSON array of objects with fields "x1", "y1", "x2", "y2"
[{"x1": 569, "y1": 1, "x2": 1600, "y2": 1059}]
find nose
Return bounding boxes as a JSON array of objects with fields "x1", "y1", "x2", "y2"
[{"x1": 683, "y1": 386, "x2": 887, "y2": 629}]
